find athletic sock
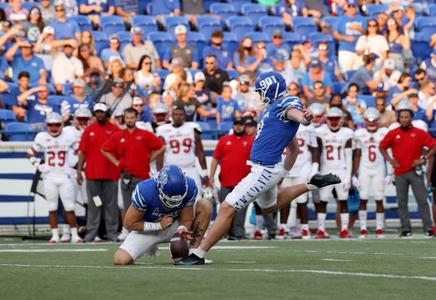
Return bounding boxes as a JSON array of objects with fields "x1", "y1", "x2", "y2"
[
  {"x1": 70, "y1": 227, "x2": 80, "y2": 239},
  {"x1": 255, "y1": 216, "x2": 263, "y2": 231},
  {"x1": 279, "y1": 223, "x2": 287, "y2": 230},
  {"x1": 376, "y1": 213, "x2": 385, "y2": 230},
  {"x1": 340, "y1": 213, "x2": 349, "y2": 231},
  {"x1": 192, "y1": 248, "x2": 206, "y2": 258},
  {"x1": 51, "y1": 228, "x2": 59, "y2": 239},
  {"x1": 62, "y1": 224, "x2": 70, "y2": 235},
  {"x1": 301, "y1": 224, "x2": 309, "y2": 231},
  {"x1": 317, "y1": 213, "x2": 326, "y2": 231},
  {"x1": 359, "y1": 210, "x2": 367, "y2": 230}
]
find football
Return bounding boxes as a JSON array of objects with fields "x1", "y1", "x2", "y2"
[{"x1": 169, "y1": 233, "x2": 189, "y2": 260}]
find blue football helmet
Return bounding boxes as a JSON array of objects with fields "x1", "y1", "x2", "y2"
[
  {"x1": 254, "y1": 71, "x2": 287, "y2": 105},
  {"x1": 155, "y1": 165, "x2": 188, "y2": 208}
]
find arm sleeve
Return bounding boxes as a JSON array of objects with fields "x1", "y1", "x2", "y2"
[
  {"x1": 422, "y1": 131, "x2": 436, "y2": 149},
  {"x1": 147, "y1": 132, "x2": 164, "y2": 150},
  {"x1": 212, "y1": 138, "x2": 223, "y2": 159},
  {"x1": 278, "y1": 96, "x2": 304, "y2": 121},
  {"x1": 101, "y1": 133, "x2": 118, "y2": 152},
  {"x1": 32, "y1": 133, "x2": 44, "y2": 152},
  {"x1": 379, "y1": 130, "x2": 394, "y2": 150}
]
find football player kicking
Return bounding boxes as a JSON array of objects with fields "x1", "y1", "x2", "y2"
[
  {"x1": 315, "y1": 107, "x2": 353, "y2": 239},
  {"x1": 176, "y1": 71, "x2": 341, "y2": 265},
  {"x1": 352, "y1": 108, "x2": 390, "y2": 239},
  {"x1": 113, "y1": 165, "x2": 212, "y2": 265},
  {"x1": 27, "y1": 113, "x2": 83, "y2": 243}
]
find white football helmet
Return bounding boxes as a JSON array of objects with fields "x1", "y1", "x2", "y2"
[
  {"x1": 309, "y1": 103, "x2": 325, "y2": 127},
  {"x1": 74, "y1": 107, "x2": 92, "y2": 129},
  {"x1": 325, "y1": 107, "x2": 344, "y2": 131},
  {"x1": 152, "y1": 103, "x2": 169, "y2": 125},
  {"x1": 45, "y1": 112, "x2": 63, "y2": 137},
  {"x1": 364, "y1": 107, "x2": 380, "y2": 132}
]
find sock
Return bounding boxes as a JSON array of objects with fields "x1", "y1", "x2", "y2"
[
  {"x1": 340, "y1": 213, "x2": 349, "y2": 231},
  {"x1": 122, "y1": 227, "x2": 129, "y2": 234},
  {"x1": 70, "y1": 227, "x2": 80, "y2": 239},
  {"x1": 279, "y1": 223, "x2": 287, "y2": 230},
  {"x1": 359, "y1": 210, "x2": 367, "y2": 230},
  {"x1": 376, "y1": 213, "x2": 385, "y2": 230},
  {"x1": 317, "y1": 213, "x2": 326, "y2": 231},
  {"x1": 255, "y1": 216, "x2": 263, "y2": 230},
  {"x1": 301, "y1": 224, "x2": 309, "y2": 231},
  {"x1": 51, "y1": 228, "x2": 59, "y2": 239},
  {"x1": 62, "y1": 224, "x2": 70, "y2": 235},
  {"x1": 192, "y1": 248, "x2": 206, "y2": 258},
  {"x1": 289, "y1": 207, "x2": 297, "y2": 228}
]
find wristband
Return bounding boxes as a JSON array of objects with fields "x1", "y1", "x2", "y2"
[
  {"x1": 199, "y1": 169, "x2": 208, "y2": 177},
  {"x1": 143, "y1": 222, "x2": 162, "y2": 231}
]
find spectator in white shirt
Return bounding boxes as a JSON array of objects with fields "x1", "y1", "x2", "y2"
[{"x1": 51, "y1": 40, "x2": 84, "y2": 93}]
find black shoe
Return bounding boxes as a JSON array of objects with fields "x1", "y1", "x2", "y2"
[
  {"x1": 424, "y1": 231, "x2": 433, "y2": 238},
  {"x1": 307, "y1": 173, "x2": 341, "y2": 190},
  {"x1": 399, "y1": 230, "x2": 412, "y2": 238},
  {"x1": 267, "y1": 234, "x2": 276, "y2": 240},
  {"x1": 174, "y1": 254, "x2": 205, "y2": 265}
]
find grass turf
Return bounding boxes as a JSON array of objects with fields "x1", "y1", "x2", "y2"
[{"x1": 0, "y1": 237, "x2": 435, "y2": 300}]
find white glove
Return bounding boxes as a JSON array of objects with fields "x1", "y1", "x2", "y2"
[
  {"x1": 36, "y1": 163, "x2": 49, "y2": 174},
  {"x1": 384, "y1": 175, "x2": 394, "y2": 185},
  {"x1": 342, "y1": 176, "x2": 351, "y2": 190},
  {"x1": 352, "y1": 176, "x2": 360, "y2": 188}
]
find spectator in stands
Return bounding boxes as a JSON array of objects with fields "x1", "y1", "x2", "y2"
[
  {"x1": 163, "y1": 57, "x2": 193, "y2": 97},
  {"x1": 101, "y1": 34, "x2": 122, "y2": 68},
  {"x1": 287, "y1": 44, "x2": 310, "y2": 84},
  {"x1": 216, "y1": 83, "x2": 240, "y2": 126},
  {"x1": 390, "y1": 87, "x2": 419, "y2": 109},
  {"x1": 175, "y1": 82, "x2": 215, "y2": 122},
  {"x1": 374, "y1": 59, "x2": 401, "y2": 92},
  {"x1": 151, "y1": 0, "x2": 181, "y2": 19},
  {"x1": 317, "y1": 41, "x2": 344, "y2": 82},
  {"x1": 51, "y1": 39, "x2": 84, "y2": 93},
  {"x1": 193, "y1": 71, "x2": 212, "y2": 108},
  {"x1": 77, "y1": 103, "x2": 121, "y2": 242},
  {"x1": 379, "y1": 104, "x2": 436, "y2": 238},
  {"x1": 7, "y1": 71, "x2": 31, "y2": 119},
  {"x1": 412, "y1": 69, "x2": 428, "y2": 90},
  {"x1": 78, "y1": 30, "x2": 96, "y2": 55},
  {"x1": 18, "y1": 84, "x2": 60, "y2": 130},
  {"x1": 78, "y1": 43, "x2": 105, "y2": 81},
  {"x1": 348, "y1": 53, "x2": 384, "y2": 95},
  {"x1": 5, "y1": 0, "x2": 28, "y2": 18},
  {"x1": 202, "y1": 30, "x2": 232, "y2": 70},
  {"x1": 342, "y1": 83, "x2": 367, "y2": 127},
  {"x1": 425, "y1": 95, "x2": 436, "y2": 128},
  {"x1": 387, "y1": 72, "x2": 412, "y2": 105},
  {"x1": 234, "y1": 74, "x2": 259, "y2": 112},
  {"x1": 134, "y1": 54, "x2": 161, "y2": 93},
  {"x1": 234, "y1": 36, "x2": 262, "y2": 75},
  {"x1": 386, "y1": 17, "x2": 410, "y2": 72},
  {"x1": 100, "y1": 78, "x2": 132, "y2": 117},
  {"x1": 107, "y1": 57, "x2": 125, "y2": 81},
  {"x1": 61, "y1": 78, "x2": 92, "y2": 122},
  {"x1": 123, "y1": 26, "x2": 160, "y2": 70},
  {"x1": 210, "y1": 116, "x2": 253, "y2": 240},
  {"x1": 277, "y1": 0, "x2": 321, "y2": 29},
  {"x1": 267, "y1": 29, "x2": 290, "y2": 62},
  {"x1": 254, "y1": 41, "x2": 272, "y2": 75},
  {"x1": 24, "y1": 6, "x2": 45, "y2": 42},
  {"x1": 376, "y1": 97, "x2": 396, "y2": 128},
  {"x1": 403, "y1": 5, "x2": 416, "y2": 39},
  {"x1": 355, "y1": 19, "x2": 389, "y2": 67},
  {"x1": 287, "y1": 82, "x2": 301, "y2": 98},
  {"x1": 85, "y1": 70, "x2": 104, "y2": 99},
  {"x1": 40, "y1": 0, "x2": 55, "y2": 23},
  {"x1": 407, "y1": 93, "x2": 427, "y2": 123},
  {"x1": 420, "y1": 50, "x2": 436, "y2": 82},
  {"x1": 79, "y1": 0, "x2": 115, "y2": 29},
  {"x1": 114, "y1": 0, "x2": 139, "y2": 22},
  {"x1": 307, "y1": 80, "x2": 329, "y2": 107},
  {"x1": 5, "y1": 39, "x2": 47, "y2": 85},
  {"x1": 163, "y1": 25, "x2": 199, "y2": 70},
  {"x1": 50, "y1": 1, "x2": 80, "y2": 40},
  {"x1": 333, "y1": 0, "x2": 364, "y2": 73},
  {"x1": 418, "y1": 80, "x2": 436, "y2": 111},
  {"x1": 302, "y1": 59, "x2": 332, "y2": 99},
  {"x1": 34, "y1": 26, "x2": 57, "y2": 70},
  {"x1": 203, "y1": 54, "x2": 229, "y2": 98}
]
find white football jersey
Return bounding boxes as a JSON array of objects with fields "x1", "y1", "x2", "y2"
[
  {"x1": 32, "y1": 130, "x2": 77, "y2": 176},
  {"x1": 156, "y1": 122, "x2": 200, "y2": 169},
  {"x1": 354, "y1": 127, "x2": 388, "y2": 170},
  {"x1": 63, "y1": 126, "x2": 83, "y2": 168},
  {"x1": 285, "y1": 125, "x2": 317, "y2": 177},
  {"x1": 316, "y1": 125, "x2": 353, "y2": 171},
  {"x1": 136, "y1": 121, "x2": 153, "y2": 132}
]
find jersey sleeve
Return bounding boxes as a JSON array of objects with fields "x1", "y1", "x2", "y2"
[
  {"x1": 354, "y1": 130, "x2": 363, "y2": 149},
  {"x1": 101, "y1": 132, "x2": 118, "y2": 153},
  {"x1": 146, "y1": 131, "x2": 164, "y2": 151},
  {"x1": 276, "y1": 96, "x2": 304, "y2": 121},
  {"x1": 131, "y1": 184, "x2": 147, "y2": 212},
  {"x1": 32, "y1": 132, "x2": 45, "y2": 152},
  {"x1": 379, "y1": 129, "x2": 395, "y2": 150},
  {"x1": 421, "y1": 130, "x2": 436, "y2": 149}
]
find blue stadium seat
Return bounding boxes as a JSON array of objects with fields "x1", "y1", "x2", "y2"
[
  {"x1": 226, "y1": 69, "x2": 240, "y2": 80},
  {"x1": 241, "y1": 3, "x2": 268, "y2": 24},
  {"x1": 222, "y1": 32, "x2": 239, "y2": 54},
  {"x1": 116, "y1": 31, "x2": 132, "y2": 51},
  {"x1": 164, "y1": 16, "x2": 190, "y2": 34},
  {"x1": 322, "y1": 16, "x2": 339, "y2": 31},
  {"x1": 430, "y1": 4, "x2": 436, "y2": 16},
  {"x1": 0, "y1": 109, "x2": 16, "y2": 123},
  {"x1": 154, "y1": 69, "x2": 170, "y2": 81},
  {"x1": 4, "y1": 122, "x2": 34, "y2": 141},
  {"x1": 245, "y1": 32, "x2": 270, "y2": 43},
  {"x1": 292, "y1": 16, "x2": 315, "y2": 27},
  {"x1": 332, "y1": 82, "x2": 346, "y2": 94},
  {"x1": 366, "y1": 4, "x2": 387, "y2": 16},
  {"x1": 411, "y1": 38, "x2": 432, "y2": 62},
  {"x1": 92, "y1": 31, "x2": 108, "y2": 56},
  {"x1": 147, "y1": 32, "x2": 174, "y2": 58},
  {"x1": 69, "y1": 16, "x2": 93, "y2": 32},
  {"x1": 197, "y1": 16, "x2": 223, "y2": 39},
  {"x1": 101, "y1": 16, "x2": 125, "y2": 35},
  {"x1": 210, "y1": 3, "x2": 237, "y2": 19},
  {"x1": 258, "y1": 16, "x2": 286, "y2": 36},
  {"x1": 360, "y1": 95, "x2": 375, "y2": 107},
  {"x1": 227, "y1": 0, "x2": 247, "y2": 13},
  {"x1": 282, "y1": 32, "x2": 301, "y2": 48},
  {"x1": 294, "y1": 24, "x2": 317, "y2": 37},
  {"x1": 218, "y1": 121, "x2": 233, "y2": 132},
  {"x1": 416, "y1": 17, "x2": 436, "y2": 30},
  {"x1": 187, "y1": 32, "x2": 207, "y2": 51},
  {"x1": 226, "y1": 16, "x2": 255, "y2": 40},
  {"x1": 131, "y1": 16, "x2": 158, "y2": 35},
  {"x1": 196, "y1": 121, "x2": 214, "y2": 139}
]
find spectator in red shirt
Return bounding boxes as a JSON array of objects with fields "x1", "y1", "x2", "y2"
[
  {"x1": 210, "y1": 117, "x2": 253, "y2": 240},
  {"x1": 77, "y1": 103, "x2": 121, "y2": 242},
  {"x1": 101, "y1": 107, "x2": 165, "y2": 241},
  {"x1": 379, "y1": 102, "x2": 436, "y2": 238}
]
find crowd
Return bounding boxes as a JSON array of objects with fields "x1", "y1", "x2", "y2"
[{"x1": 0, "y1": 0, "x2": 434, "y2": 242}]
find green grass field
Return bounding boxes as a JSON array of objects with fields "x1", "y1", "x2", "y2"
[{"x1": 0, "y1": 236, "x2": 435, "y2": 300}]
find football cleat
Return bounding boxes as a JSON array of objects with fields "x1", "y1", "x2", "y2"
[
  {"x1": 358, "y1": 229, "x2": 368, "y2": 239},
  {"x1": 301, "y1": 229, "x2": 311, "y2": 240},
  {"x1": 174, "y1": 253, "x2": 205, "y2": 265},
  {"x1": 306, "y1": 173, "x2": 341, "y2": 190},
  {"x1": 375, "y1": 229, "x2": 384, "y2": 239},
  {"x1": 253, "y1": 230, "x2": 263, "y2": 240},
  {"x1": 315, "y1": 229, "x2": 329, "y2": 239},
  {"x1": 340, "y1": 229, "x2": 350, "y2": 239},
  {"x1": 424, "y1": 231, "x2": 433, "y2": 238},
  {"x1": 60, "y1": 234, "x2": 71, "y2": 243},
  {"x1": 276, "y1": 228, "x2": 287, "y2": 240},
  {"x1": 399, "y1": 231, "x2": 412, "y2": 238}
]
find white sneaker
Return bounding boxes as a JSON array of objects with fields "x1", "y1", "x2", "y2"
[
  {"x1": 117, "y1": 230, "x2": 129, "y2": 241},
  {"x1": 71, "y1": 236, "x2": 83, "y2": 243},
  {"x1": 49, "y1": 236, "x2": 60, "y2": 244},
  {"x1": 60, "y1": 234, "x2": 71, "y2": 243},
  {"x1": 94, "y1": 236, "x2": 102, "y2": 243}
]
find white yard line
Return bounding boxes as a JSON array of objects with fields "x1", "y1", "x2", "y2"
[
  {"x1": 0, "y1": 249, "x2": 107, "y2": 253},
  {"x1": 322, "y1": 258, "x2": 353, "y2": 262},
  {"x1": 0, "y1": 263, "x2": 435, "y2": 282}
]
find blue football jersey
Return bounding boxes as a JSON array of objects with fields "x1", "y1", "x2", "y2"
[
  {"x1": 131, "y1": 177, "x2": 197, "y2": 222},
  {"x1": 250, "y1": 96, "x2": 303, "y2": 165}
]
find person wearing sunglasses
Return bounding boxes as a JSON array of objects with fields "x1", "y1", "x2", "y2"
[
  {"x1": 420, "y1": 49, "x2": 436, "y2": 82},
  {"x1": 355, "y1": 19, "x2": 389, "y2": 68},
  {"x1": 50, "y1": 1, "x2": 80, "y2": 41},
  {"x1": 386, "y1": 17, "x2": 410, "y2": 72},
  {"x1": 317, "y1": 41, "x2": 345, "y2": 82},
  {"x1": 100, "y1": 77, "x2": 133, "y2": 118}
]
